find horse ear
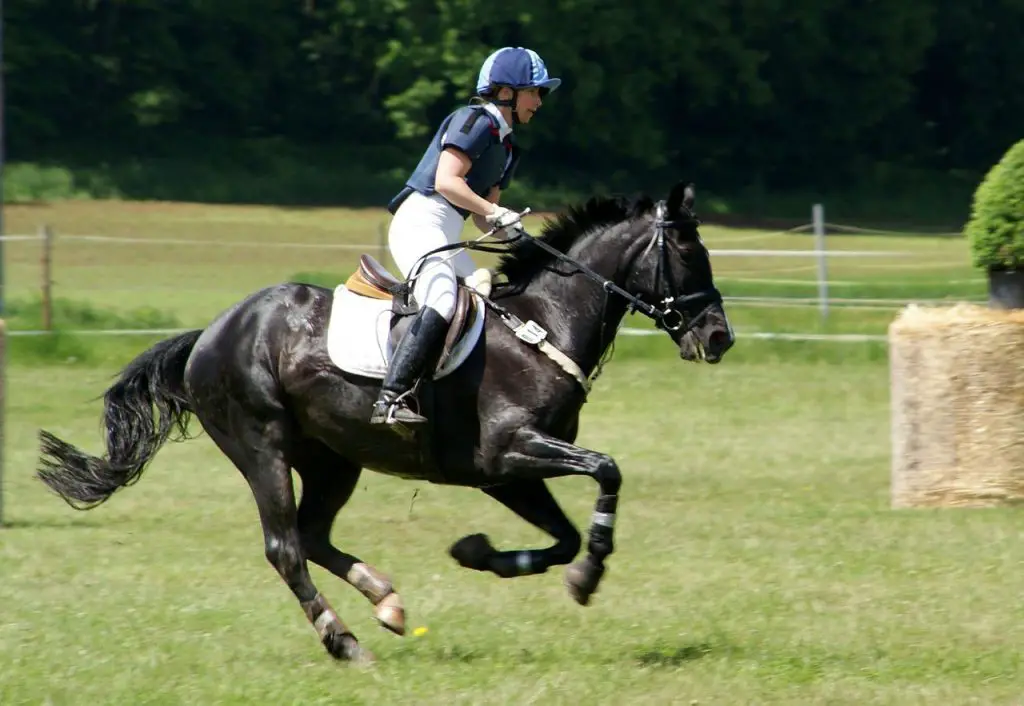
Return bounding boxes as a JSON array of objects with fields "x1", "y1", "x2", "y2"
[{"x1": 667, "y1": 181, "x2": 696, "y2": 214}]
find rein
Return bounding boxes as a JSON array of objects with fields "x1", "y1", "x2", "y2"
[{"x1": 399, "y1": 200, "x2": 723, "y2": 395}]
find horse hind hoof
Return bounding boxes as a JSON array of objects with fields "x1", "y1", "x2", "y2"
[
  {"x1": 374, "y1": 592, "x2": 407, "y2": 636},
  {"x1": 449, "y1": 533, "x2": 497, "y2": 572},
  {"x1": 324, "y1": 631, "x2": 375, "y2": 665},
  {"x1": 348, "y1": 644, "x2": 376, "y2": 666}
]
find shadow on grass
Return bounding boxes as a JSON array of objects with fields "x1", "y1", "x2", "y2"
[
  {"x1": 388, "y1": 643, "x2": 487, "y2": 664},
  {"x1": 0, "y1": 517, "x2": 109, "y2": 530},
  {"x1": 634, "y1": 641, "x2": 715, "y2": 668},
  {"x1": 383, "y1": 638, "x2": 721, "y2": 669}
]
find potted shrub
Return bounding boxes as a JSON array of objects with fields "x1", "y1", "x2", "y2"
[{"x1": 965, "y1": 138, "x2": 1024, "y2": 309}]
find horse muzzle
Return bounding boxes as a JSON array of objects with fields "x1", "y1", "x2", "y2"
[{"x1": 676, "y1": 303, "x2": 734, "y2": 364}]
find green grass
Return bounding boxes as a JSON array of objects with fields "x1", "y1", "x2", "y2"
[
  {"x1": 0, "y1": 199, "x2": 1017, "y2": 703},
  {"x1": 3, "y1": 351, "x2": 1023, "y2": 704}
]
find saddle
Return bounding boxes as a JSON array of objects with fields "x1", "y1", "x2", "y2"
[{"x1": 344, "y1": 254, "x2": 479, "y2": 373}]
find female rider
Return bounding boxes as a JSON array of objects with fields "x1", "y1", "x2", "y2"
[{"x1": 370, "y1": 46, "x2": 561, "y2": 426}]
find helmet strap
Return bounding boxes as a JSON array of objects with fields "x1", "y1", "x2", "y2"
[{"x1": 491, "y1": 88, "x2": 521, "y2": 125}]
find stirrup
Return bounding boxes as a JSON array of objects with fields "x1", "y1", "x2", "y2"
[{"x1": 370, "y1": 390, "x2": 427, "y2": 426}]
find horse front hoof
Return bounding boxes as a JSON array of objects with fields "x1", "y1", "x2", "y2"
[
  {"x1": 565, "y1": 559, "x2": 605, "y2": 606},
  {"x1": 374, "y1": 592, "x2": 407, "y2": 636}
]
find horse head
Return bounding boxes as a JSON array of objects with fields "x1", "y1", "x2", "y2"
[{"x1": 626, "y1": 181, "x2": 735, "y2": 364}]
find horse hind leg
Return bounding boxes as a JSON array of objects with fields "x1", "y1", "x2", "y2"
[
  {"x1": 201, "y1": 419, "x2": 372, "y2": 663},
  {"x1": 293, "y1": 440, "x2": 407, "y2": 637}
]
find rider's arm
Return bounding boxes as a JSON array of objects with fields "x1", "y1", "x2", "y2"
[
  {"x1": 435, "y1": 148, "x2": 499, "y2": 219},
  {"x1": 471, "y1": 187, "x2": 501, "y2": 233}
]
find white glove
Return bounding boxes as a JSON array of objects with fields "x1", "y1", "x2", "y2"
[
  {"x1": 464, "y1": 268, "x2": 493, "y2": 297},
  {"x1": 484, "y1": 205, "x2": 525, "y2": 239}
]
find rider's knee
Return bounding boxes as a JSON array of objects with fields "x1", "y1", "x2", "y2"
[{"x1": 425, "y1": 299, "x2": 456, "y2": 323}]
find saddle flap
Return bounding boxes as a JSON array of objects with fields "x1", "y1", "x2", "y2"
[
  {"x1": 387, "y1": 284, "x2": 478, "y2": 377},
  {"x1": 327, "y1": 284, "x2": 485, "y2": 384},
  {"x1": 437, "y1": 286, "x2": 477, "y2": 371}
]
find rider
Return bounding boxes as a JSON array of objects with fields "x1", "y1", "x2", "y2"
[{"x1": 369, "y1": 46, "x2": 561, "y2": 426}]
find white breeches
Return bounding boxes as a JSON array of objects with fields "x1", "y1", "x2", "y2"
[{"x1": 388, "y1": 191, "x2": 477, "y2": 322}]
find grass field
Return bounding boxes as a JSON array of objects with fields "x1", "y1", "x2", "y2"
[{"x1": 2, "y1": 201, "x2": 1020, "y2": 705}]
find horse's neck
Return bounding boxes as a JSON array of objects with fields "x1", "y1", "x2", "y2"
[{"x1": 510, "y1": 226, "x2": 635, "y2": 376}]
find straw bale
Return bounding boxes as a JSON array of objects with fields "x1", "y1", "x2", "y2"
[{"x1": 890, "y1": 303, "x2": 1024, "y2": 508}]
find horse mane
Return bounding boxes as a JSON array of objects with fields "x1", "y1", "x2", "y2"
[{"x1": 495, "y1": 193, "x2": 655, "y2": 286}]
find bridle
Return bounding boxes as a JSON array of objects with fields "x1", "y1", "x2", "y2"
[
  {"x1": 636, "y1": 200, "x2": 724, "y2": 335},
  {"x1": 479, "y1": 199, "x2": 723, "y2": 336}
]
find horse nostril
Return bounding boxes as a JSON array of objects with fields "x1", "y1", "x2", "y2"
[{"x1": 708, "y1": 329, "x2": 732, "y2": 352}]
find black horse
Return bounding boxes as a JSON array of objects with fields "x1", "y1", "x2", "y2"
[{"x1": 37, "y1": 181, "x2": 734, "y2": 663}]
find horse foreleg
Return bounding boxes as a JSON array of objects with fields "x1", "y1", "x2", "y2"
[
  {"x1": 490, "y1": 427, "x2": 621, "y2": 606},
  {"x1": 449, "y1": 479, "x2": 582, "y2": 579}
]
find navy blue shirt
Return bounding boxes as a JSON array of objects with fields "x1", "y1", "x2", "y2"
[{"x1": 388, "y1": 104, "x2": 520, "y2": 218}]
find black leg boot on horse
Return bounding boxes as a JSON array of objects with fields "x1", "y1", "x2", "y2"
[{"x1": 369, "y1": 306, "x2": 449, "y2": 425}]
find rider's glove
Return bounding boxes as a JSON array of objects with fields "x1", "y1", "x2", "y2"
[{"x1": 484, "y1": 205, "x2": 525, "y2": 239}]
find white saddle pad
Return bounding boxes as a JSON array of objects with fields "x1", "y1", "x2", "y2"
[{"x1": 325, "y1": 284, "x2": 486, "y2": 380}]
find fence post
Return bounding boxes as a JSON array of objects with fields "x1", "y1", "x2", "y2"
[
  {"x1": 0, "y1": 319, "x2": 4, "y2": 526},
  {"x1": 40, "y1": 224, "x2": 54, "y2": 330},
  {"x1": 813, "y1": 203, "x2": 828, "y2": 320},
  {"x1": 377, "y1": 221, "x2": 389, "y2": 271}
]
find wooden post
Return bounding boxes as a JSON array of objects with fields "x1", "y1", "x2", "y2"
[
  {"x1": 0, "y1": 0, "x2": 7, "y2": 527},
  {"x1": 0, "y1": 319, "x2": 5, "y2": 526},
  {"x1": 813, "y1": 204, "x2": 828, "y2": 321},
  {"x1": 40, "y1": 224, "x2": 53, "y2": 330},
  {"x1": 378, "y1": 221, "x2": 389, "y2": 271}
]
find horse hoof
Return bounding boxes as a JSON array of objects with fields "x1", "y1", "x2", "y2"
[
  {"x1": 324, "y1": 631, "x2": 373, "y2": 664},
  {"x1": 449, "y1": 533, "x2": 496, "y2": 571},
  {"x1": 565, "y1": 559, "x2": 605, "y2": 606},
  {"x1": 375, "y1": 592, "x2": 406, "y2": 636},
  {"x1": 349, "y1": 644, "x2": 377, "y2": 666}
]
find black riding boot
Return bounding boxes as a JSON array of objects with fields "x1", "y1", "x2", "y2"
[{"x1": 369, "y1": 307, "x2": 449, "y2": 425}]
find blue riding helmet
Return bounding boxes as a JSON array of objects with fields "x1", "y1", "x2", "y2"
[{"x1": 475, "y1": 47, "x2": 561, "y2": 96}]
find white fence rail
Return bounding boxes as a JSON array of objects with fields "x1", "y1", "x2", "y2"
[
  {"x1": 2, "y1": 326, "x2": 890, "y2": 343},
  {"x1": 0, "y1": 203, "x2": 975, "y2": 337}
]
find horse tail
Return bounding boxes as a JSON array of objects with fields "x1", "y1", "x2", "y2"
[{"x1": 37, "y1": 329, "x2": 204, "y2": 510}]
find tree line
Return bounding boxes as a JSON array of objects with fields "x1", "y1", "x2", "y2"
[{"x1": 8, "y1": 0, "x2": 1023, "y2": 196}]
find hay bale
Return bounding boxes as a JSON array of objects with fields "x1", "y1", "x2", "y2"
[{"x1": 889, "y1": 303, "x2": 1024, "y2": 508}]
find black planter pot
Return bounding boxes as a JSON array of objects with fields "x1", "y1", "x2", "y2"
[{"x1": 987, "y1": 268, "x2": 1024, "y2": 309}]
